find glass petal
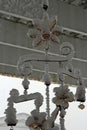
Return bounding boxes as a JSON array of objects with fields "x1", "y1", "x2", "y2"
[
  {"x1": 50, "y1": 16, "x2": 57, "y2": 31},
  {"x1": 34, "y1": 23, "x2": 42, "y2": 31},
  {"x1": 27, "y1": 29, "x2": 41, "y2": 39},
  {"x1": 52, "y1": 25, "x2": 62, "y2": 36},
  {"x1": 42, "y1": 12, "x2": 50, "y2": 31},
  {"x1": 33, "y1": 19, "x2": 42, "y2": 31},
  {"x1": 36, "y1": 40, "x2": 43, "y2": 46},
  {"x1": 52, "y1": 30, "x2": 61, "y2": 36},
  {"x1": 51, "y1": 34, "x2": 60, "y2": 44},
  {"x1": 32, "y1": 38, "x2": 43, "y2": 47},
  {"x1": 29, "y1": 34, "x2": 37, "y2": 38}
]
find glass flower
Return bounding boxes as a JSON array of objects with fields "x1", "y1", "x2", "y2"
[
  {"x1": 52, "y1": 85, "x2": 74, "y2": 109},
  {"x1": 26, "y1": 110, "x2": 46, "y2": 130},
  {"x1": 27, "y1": 12, "x2": 62, "y2": 49}
]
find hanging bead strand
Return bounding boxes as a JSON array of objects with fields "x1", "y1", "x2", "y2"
[
  {"x1": 46, "y1": 84, "x2": 50, "y2": 119},
  {"x1": 22, "y1": 76, "x2": 30, "y2": 95},
  {"x1": 43, "y1": 47, "x2": 51, "y2": 120}
]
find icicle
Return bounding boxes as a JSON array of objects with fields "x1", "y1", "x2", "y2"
[{"x1": 43, "y1": 54, "x2": 51, "y2": 86}]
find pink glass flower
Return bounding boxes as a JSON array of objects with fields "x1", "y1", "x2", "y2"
[{"x1": 27, "y1": 12, "x2": 62, "y2": 49}]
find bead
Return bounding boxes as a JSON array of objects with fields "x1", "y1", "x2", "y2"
[{"x1": 78, "y1": 104, "x2": 85, "y2": 110}]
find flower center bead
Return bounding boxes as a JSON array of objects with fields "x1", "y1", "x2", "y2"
[{"x1": 42, "y1": 32, "x2": 50, "y2": 40}]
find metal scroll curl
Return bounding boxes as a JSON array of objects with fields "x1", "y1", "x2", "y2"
[
  {"x1": 17, "y1": 55, "x2": 32, "y2": 76},
  {"x1": 60, "y1": 42, "x2": 74, "y2": 60}
]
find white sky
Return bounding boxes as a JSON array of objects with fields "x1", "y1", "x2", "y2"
[{"x1": 0, "y1": 75, "x2": 87, "y2": 130}]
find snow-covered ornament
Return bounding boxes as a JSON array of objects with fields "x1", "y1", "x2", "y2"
[
  {"x1": 4, "y1": 106, "x2": 17, "y2": 126},
  {"x1": 75, "y1": 85, "x2": 85, "y2": 102},
  {"x1": 26, "y1": 109, "x2": 46, "y2": 130},
  {"x1": 75, "y1": 78, "x2": 86, "y2": 109},
  {"x1": 4, "y1": 89, "x2": 19, "y2": 127},
  {"x1": 43, "y1": 71, "x2": 51, "y2": 86},
  {"x1": 27, "y1": 12, "x2": 62, "y2": 49},
  {"x1": 43, "y1": 62, "x2": 51, "y2": 86},
  {"x1": 75, "y1": 79, "x2": 86, "y2": 102},
  {"x1": 22, "y1": 78, "x2": 30, "y2": 90},
  {"x1": 53, "y1": 84, "x2": 74, "y2": 109}
]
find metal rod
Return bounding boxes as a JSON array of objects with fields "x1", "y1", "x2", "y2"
[
  {"x1": 23, "y1": 59, "x2": 68, "y2": 63},
  {"x1": 63, "y1": 72, "x2": 79, "y2": 80}
]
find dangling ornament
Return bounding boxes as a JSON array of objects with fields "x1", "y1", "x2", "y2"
[
  {"x1": 75, "y1": 80, "x2": 86, "y2": 102},
  {"x1": 43, "y1": 71, "x2": 51, "y2": 86},
  {"x1": 43, "y1": 62, "x2": 51, "y2": 86},
  {"x1": 53, "y1": 84, "x2": 74, "y2": 110},
  {"x1": 4, "y1": 90, "x2": 18, "y2": 127},
  {"x1": 22, "y1": 78, "x2": 30, "y2": 90},
  {"x1": 4, "y1": 106, "x2": 17, "y2": 126},
  {"x1": 78, "y1": 103, "x2": 85, "y2": 110}
]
